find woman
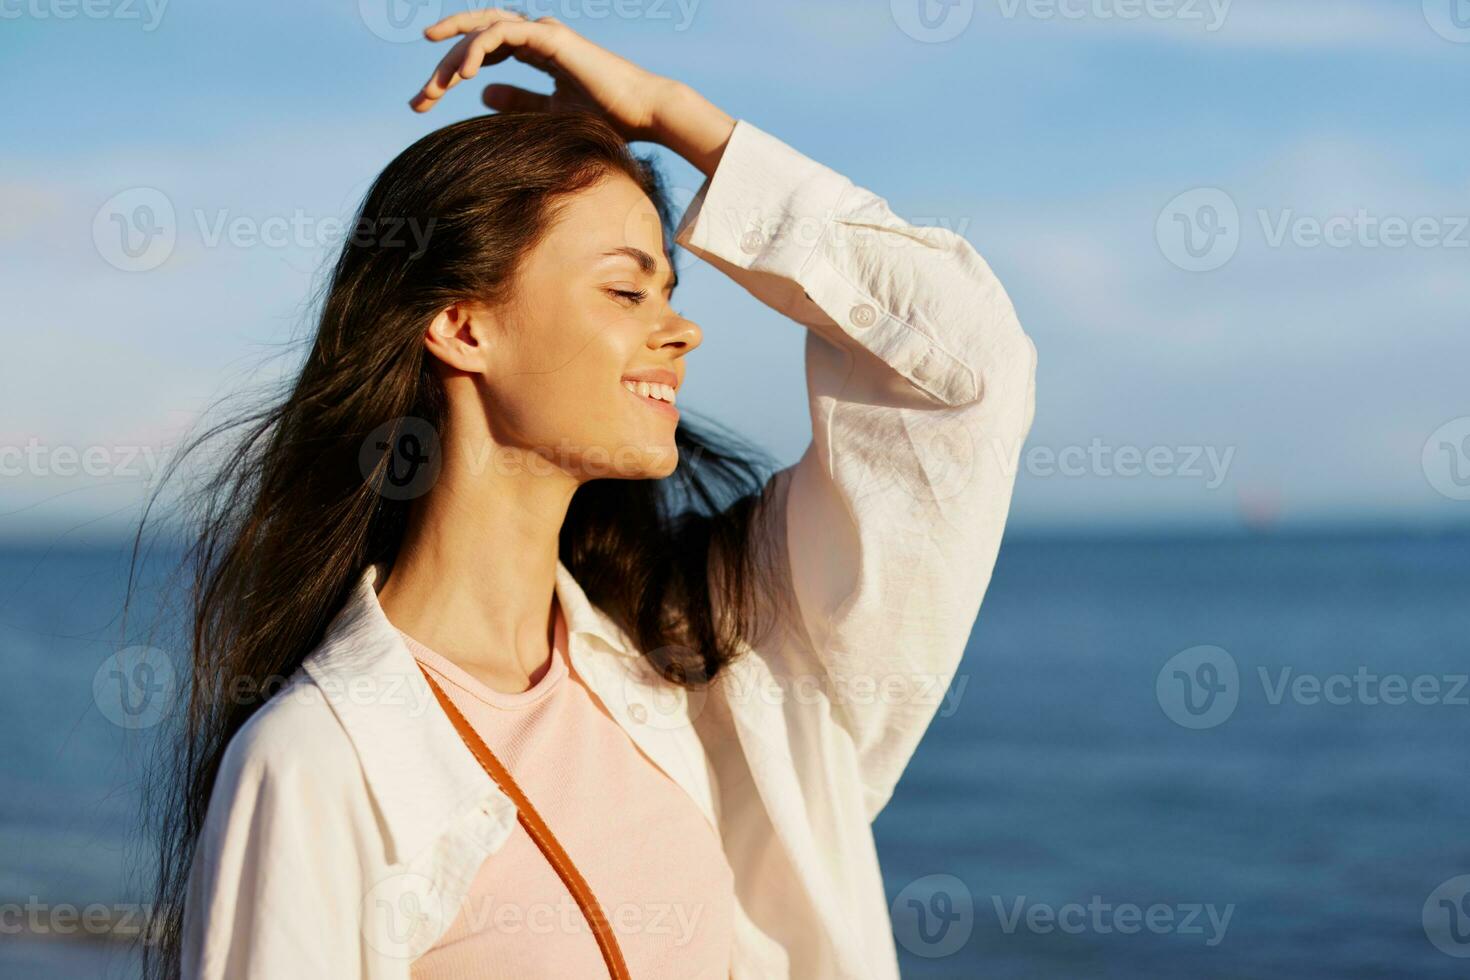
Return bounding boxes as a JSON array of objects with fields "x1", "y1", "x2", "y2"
[{"x1": 152, "y1": 9, "x2": 1036, "y2": 979}]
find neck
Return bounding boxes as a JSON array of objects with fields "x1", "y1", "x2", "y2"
[{"x1": 376, "y1": 415, "x2": 579, "y2": 694}]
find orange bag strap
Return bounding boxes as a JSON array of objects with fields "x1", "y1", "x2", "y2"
[{"x1": 418, "y1": 665, "x2": 632, "y2": 980}]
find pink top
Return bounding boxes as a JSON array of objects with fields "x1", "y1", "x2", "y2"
[{"x1": 401, "y1": 598, "x2": 735, "y2": 980}]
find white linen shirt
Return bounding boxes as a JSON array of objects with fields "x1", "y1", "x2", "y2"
[{"x1": 181, "y1": 117, "x2": 1037, "y2": 980}]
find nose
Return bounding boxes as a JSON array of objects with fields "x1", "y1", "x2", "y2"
[{"x1": 648, "y1": 308, "x2": 703, "y2": 355}]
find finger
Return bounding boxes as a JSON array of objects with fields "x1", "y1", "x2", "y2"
[
  {"x1": 423, "y1": 7, "x2": 526, "y2": 42},
  {"x1": 482, "y1": 84, "x2": 551, "y2": 112},
  {"x1": 412, "y1": 19, "x2": 565, "y2": 112},
  {"x1": 458, "y1": 23, "x2": 510, "y2": 81},
  {"x1": 476, "y1": 43, "x2": 521, "y2": 69},
  {"x1": 483, "y1": 16, "x2": 562, "y2": 67},
  {"x1": 410, "y1": 75, "x2": 462, "y2": 112},
  {"x1": 460, "y1": 20, "x2": 556, "y2": 80},
  {"x1": 414, "y1": 34, "x2": 476, "y2": 107}
]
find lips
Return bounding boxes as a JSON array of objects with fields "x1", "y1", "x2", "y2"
[{"x1": 620, "y1": 367, "x2": 680, "y2": 390}]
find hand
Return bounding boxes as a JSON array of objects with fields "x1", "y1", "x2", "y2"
[
  {"x1": 408, "y1": 9, "x2": 735, "y2": 176},
  {"x1": 410, "y1": 9, "x2": 671, "y2": 141}
]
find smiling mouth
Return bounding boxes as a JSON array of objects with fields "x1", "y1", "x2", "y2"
[{"x1": 620, "y1": 379, "x2": 679, "y2": 418}]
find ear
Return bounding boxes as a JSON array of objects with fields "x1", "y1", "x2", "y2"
[{"x1": 423, "y1": 301, "x2": 495, "y2": 374}]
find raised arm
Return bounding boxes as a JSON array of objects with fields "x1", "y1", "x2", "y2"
[{"x1": 671, "y1": 115, "x2": 1038, "y2": 818}]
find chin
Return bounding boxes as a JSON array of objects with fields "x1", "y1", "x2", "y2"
[
  {"x1": 637, "y1": 443, "x2": 680, "y2": 480},
  {"x1": 580, "y1": 438, "x2": 679, "y2": 481}
]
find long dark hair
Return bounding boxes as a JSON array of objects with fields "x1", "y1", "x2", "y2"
[{"x1": 133, "y1": 109, "x2": 790, "y2": 978}]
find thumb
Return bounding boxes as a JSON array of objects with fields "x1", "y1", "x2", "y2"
[{"x1": 482, "y1": 84, "x2": 551, "y2": 112}]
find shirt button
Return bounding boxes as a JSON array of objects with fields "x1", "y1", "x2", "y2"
[
  {"x1": 850, "y1": 303, "x2": 878, "y2": 329},
  {"x1": 627, "y1": 702, "x2": 648, "y2": 724},
  {"x1": 913, "y1": 355, "x2": 936, "y2": 383},
  {"x1": 739, "y1": 229, "x2": 764, "y2": 255}
]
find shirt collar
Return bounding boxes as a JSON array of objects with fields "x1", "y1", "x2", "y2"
[
  {"x1": 300, "y1": 557, "x2": 634, "y2": 863},
  {"x1": 549, "y1": 557, "x2": 637, "y2": 657}
]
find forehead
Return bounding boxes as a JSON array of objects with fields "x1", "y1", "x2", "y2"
[{"x1": 544, "y1": 171, "x2": 668, "y2": 264}]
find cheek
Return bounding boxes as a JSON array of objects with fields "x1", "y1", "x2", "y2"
[{"x1": 495, "y1": 314, "x2": 632, "y2": 438}]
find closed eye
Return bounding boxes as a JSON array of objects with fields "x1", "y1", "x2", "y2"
[{"x1": 608, "y1": 288, "x2": 648, "y2": 305}]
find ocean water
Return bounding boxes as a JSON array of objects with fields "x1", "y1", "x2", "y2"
[{"x1": 1, "y1": 531, "x2": 1466, "y2": 978}]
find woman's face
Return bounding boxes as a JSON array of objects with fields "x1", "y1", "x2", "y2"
[{"x1": 432, "y1": 170, "x2": 703, "y2": 483}]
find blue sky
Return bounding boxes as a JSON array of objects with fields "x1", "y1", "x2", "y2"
[{"x1": 2, "y1": 0, "x2": 1468, "y2": 540}]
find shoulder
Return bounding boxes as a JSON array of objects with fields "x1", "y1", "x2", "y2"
[
  {"x1": 183, "y1": 671, "x2": 379, "y2": 973},
  {"x1": 211, "y1": 669, "x2": 365, "y2": 811}
]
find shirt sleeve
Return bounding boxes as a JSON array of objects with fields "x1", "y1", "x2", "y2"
[
  {"x1": 180, "y1": 702, "x2": 369, "y2": 979},
  {"x1": 673, "y1": 119, "x2": 1038, "y2": 818}
]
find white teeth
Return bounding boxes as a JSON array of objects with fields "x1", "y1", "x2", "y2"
[{"x1": 622, "y1": 379, "x2": 677, "y2": 405}]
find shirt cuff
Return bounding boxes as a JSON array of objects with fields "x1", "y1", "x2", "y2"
[{"x1": 672, "y1": 117, "x2": 851, "y2": 308}]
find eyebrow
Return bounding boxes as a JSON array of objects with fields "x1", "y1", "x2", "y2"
[{"x1": 599, "y1": 246, "x2": 679, "y2": 296}]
